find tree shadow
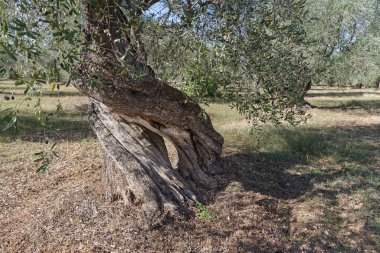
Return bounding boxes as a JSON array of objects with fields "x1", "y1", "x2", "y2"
[
  {"x1": 220, "y1": 124, "x2": 379, "y2": 199},
  {"x1": 0, "y1": 80, "x2": 83, "y2": 96},
  {"x1": 0, "y1": 112, "x2": 94, "y2": 142},
  {"x1": 216, "y1": 124, "x2": 379, "y2": 252},
  {"x1": 306, "y1": 91, "x2": 380, "y2": 98},
  {"x1": 1, "y1": 89, "x2": 83, "y2": 96},
  {"x1": 315, "y1": 100, "x2": 380, "y2": 111},
  {"x1": 39, "y1": 90, "x2": 84, "y2": 97}
]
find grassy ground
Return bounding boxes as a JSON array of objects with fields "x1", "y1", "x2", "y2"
[{"x1": 1, "y1": 81, "x2": 379, "y2": 252}]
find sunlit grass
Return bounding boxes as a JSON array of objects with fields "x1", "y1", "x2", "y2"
[{"x1": 0, "y1": 81, "x2": 89, "y2": 142}]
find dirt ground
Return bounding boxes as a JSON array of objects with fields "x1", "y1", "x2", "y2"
[
  {"x1": 0, "y1": 145, "x2": 292, "y2": 252},
  {"x1": 0, "y1": 85, "x2": 379, "y2": 252}
]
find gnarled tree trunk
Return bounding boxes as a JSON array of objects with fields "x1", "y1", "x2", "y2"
[{"x1": 72, "y1": 0, "x2": 223, "y2": 220}]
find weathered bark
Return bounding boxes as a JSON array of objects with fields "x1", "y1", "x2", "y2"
[
  {"x1": 72, "y1": 0, "x2": 223, "y2": 219},
  {"x1": 374, "y1": 77, "x2": 380, "y2": 89},
  {"x1": 302, "y1": 80, "x2": 317, "y2": 109},
  {"x1": 352, "y1": 83, "x2": 364, "y2": 89}
]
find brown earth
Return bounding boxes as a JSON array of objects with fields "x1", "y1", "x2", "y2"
[{"x1": 1, "y1": 86, "x2": 379, "y2": 252}]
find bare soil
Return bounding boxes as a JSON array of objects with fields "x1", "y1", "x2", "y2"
[{"x1": 0, "y1": 141, "x2": 292, "y2": 252}]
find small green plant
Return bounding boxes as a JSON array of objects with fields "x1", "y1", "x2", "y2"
[
  {"x1": 195, "y1": 203, "x2": 218, "y2": 220},
  {"x1": 1, "y1": 105, "x2": 20, "y2": 133},
  {"x1": 368, "y1": 214, "x2": 380, "y2": 232},
  {"x1": 33, "y1": 142, "x2": 59, "y2": 173}
]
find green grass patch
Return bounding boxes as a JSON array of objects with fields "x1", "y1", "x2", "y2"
[{"x1": 196, "y1": 203, "x2": 218, "y2": 220}]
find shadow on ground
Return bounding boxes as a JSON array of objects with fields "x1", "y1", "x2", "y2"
[
  {"x1": 1, "y1": 89, "x2": 83, "y2": 97},
  {"x1": 0, "y1": 108, "x2": 93, "y2": 142},
  {"x1": 306, "y1": 91, "x2": 380, "y2": 98},
  {"x1": 217, "y1": 124, "x2": 379, "y2": 252},
  {"x1": 312, "y1": 99, "x2": 380, "y2": 110},
  {"x1": 220, "y1": 123, "x2": 379, "y2": 199}
]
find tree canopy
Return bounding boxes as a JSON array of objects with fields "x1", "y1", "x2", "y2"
[
  {"x1": 305, "y1": 0, "x2": 380, "y2": 86},
  {"x1": 1, "y1": 0, "x2": 379, "y2": 128},
  {"x1": 0, "y1": 0, "x2": 313, "y2": 128}
]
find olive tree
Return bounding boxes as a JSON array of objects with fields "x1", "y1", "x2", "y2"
[
  {"x1": 305, "y1": 0, "x2": 380, "y2": 86},
  {"x1": 0, "y1": 0, "x2": 310, "y2": 220}
]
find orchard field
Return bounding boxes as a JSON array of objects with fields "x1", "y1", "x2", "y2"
[{"x1": 1, "y1": 80, "x2": 379, "y2": 252}]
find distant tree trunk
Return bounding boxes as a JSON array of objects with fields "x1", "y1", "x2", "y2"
[
  {"x1": 72, "y1": 1, "x2": 223, "y2": 220},
  {"x1": 352, "y1": 83, "x2": 364, "y2": 89},
  {"x1": 374, "y1": 77, "x2": 380, "y2": 89},
  {"x1": 300, "y1": 77, "x2": 316, "y2": 109}
]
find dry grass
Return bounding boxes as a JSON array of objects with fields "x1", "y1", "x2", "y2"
[{"x1": 1, "y1": 81, "x2": 380, "y2": 252}]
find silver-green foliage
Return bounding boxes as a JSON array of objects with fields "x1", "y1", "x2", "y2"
[
  {"x1": 305, "y1": 0, "x2": 380, "y2": 86},
  {"x1": 1, "y1": 0, "x2": 311, "y2": 128},
  {"x1": 145, "y1": 0, "x2": 312, "y2": 124}
]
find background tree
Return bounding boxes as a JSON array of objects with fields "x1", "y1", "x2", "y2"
[
  {"x1": 305, "y1": 0, "x2": 380, "y2": 87},
  {"x1": 0, "y1": 0, "x2": 311, "y2": 221}
]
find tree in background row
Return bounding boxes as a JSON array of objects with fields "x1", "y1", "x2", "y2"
[{"x1": 305, "y1": 0, "x2": 380, "y2": 87}]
